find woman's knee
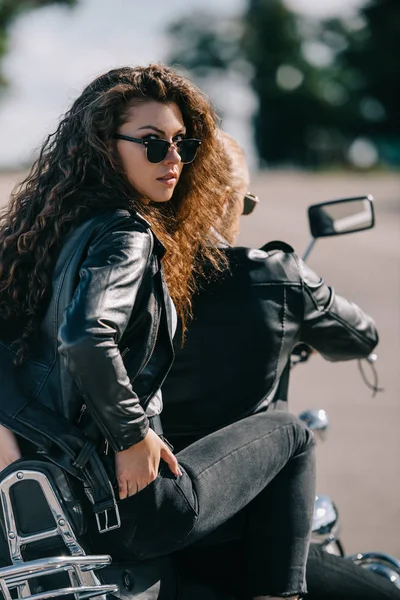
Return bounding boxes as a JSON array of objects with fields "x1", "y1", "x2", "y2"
[{"x1": 257, "y1": 410, "x2": 315, "y2": 454}]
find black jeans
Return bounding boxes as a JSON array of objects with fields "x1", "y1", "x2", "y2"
[
  {"x1": 179, "y1": 542, "x2": 400, "y2": 600},
  {"x1": 97, "y1": 410, "x2": 315, "y2": 598}
]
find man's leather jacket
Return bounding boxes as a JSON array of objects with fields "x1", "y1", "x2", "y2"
[
  {"x1": 161, "y1": 241, "x2": 379, "y2": 442},
  {"x1": 0, "y1": 209, "x2": 174, "y2": 453}
]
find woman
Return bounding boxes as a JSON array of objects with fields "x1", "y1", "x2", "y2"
[
  {"x1": 0, "y1": 65, "x2": 315, "y2": 600},
  {"x1": 161, "y1": 133, "x2": 399, "y2": 600}
]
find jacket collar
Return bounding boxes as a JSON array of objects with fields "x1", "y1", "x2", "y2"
[{"x1": 134, "y1": 209, "x2": 166, "y2": 259}]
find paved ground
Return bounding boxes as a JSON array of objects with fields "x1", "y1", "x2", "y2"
[{"x1": 1, "y1": 169, "x2": 399, "y2": 556}]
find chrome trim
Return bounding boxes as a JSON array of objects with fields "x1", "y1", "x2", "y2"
[
  {"x1": 95, "y1": 505, "x2": 121, "y2": 534},
  {"x1": 323, "y1": 539, "x2": 343, "y2": 556},
  {"x1": 346, "y1": 552, "x2": 400, "y2": 589},
  {"x1": 0, "y1": 469, "x2": 84, "y2": 562},
  {"x1": 0, "y1": 556, "x2": 118, "y2": 600},
  {"x1": 366, "y1": 353, "x2": 378, "y2": 363},
  {"x1": 12, "y1": 584, "x2": 117, "y2": 600},
  {"x1": 311, "y1": 494, "x2": 340, "y2": 544},
  {"x1": 298, "y1": 409, "x2": 329, "y2": 442},
  {"x1": 0, "y1": 468, "x2": 119, "y2": 600},
  {"x1": 347, "y1": 551, "x2": 400, "y2": 571},
  {"x1": 0, "y1": 556, "x2": 113, "y2": 581}
]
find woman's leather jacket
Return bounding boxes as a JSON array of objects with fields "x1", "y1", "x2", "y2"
[
  {"x1": 0, "y1": 209, "x2": 174, "y2": 454},
  {"x1": 161, "y1": 240, "x2": 379, "y2": 441}
]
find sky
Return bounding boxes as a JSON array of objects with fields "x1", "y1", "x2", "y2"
[{"x1": 0, "y1": 0, "x2": 367, "y2": 167}]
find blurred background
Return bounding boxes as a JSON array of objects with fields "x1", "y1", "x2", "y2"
[{"x1": 0, "y1": 0, "x2": 399, "y2": 555}]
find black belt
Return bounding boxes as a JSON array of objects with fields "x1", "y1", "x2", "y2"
[{"x1": 148, "y1": 414, "x2": 163, "y2": 436}]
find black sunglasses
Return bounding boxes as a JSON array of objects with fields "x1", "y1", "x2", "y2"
[
  {"x1": 114, "y1": 134, "x2": 201, "y2": 164},
  {"x1": 243, "y1": 192, "x2": 259, "y2": 215}
]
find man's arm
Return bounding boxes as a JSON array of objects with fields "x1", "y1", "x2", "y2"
[{"x1": 299, "y1": 259, "x2": 378, "y2": 361}]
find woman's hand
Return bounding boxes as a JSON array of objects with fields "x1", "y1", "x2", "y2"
[
  {"x1": 115, "y1": 428, "x2": 182, "y2": 500},
  {"x1": 0, "y1": 425, "x2": 22, "y2": 472}
]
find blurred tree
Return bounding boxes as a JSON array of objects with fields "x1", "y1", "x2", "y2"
[
  {"x1": 0, "y1": 0, "x2": 77, "y2": 88},
  {"x1": 169, "y1": 0, "x2": 348, "y2": 167},
  {"x1": 168, "y1": 12, "x2": 242, "y2": 77},
  {"x1": 168, "y1": 0, "x2": 399, "y2": 168},
  {"x1": 243, "y1": 0, "x2": 344, "y2": 166},
  {"x1": 322, "y1": 0, "x2": 400, "y2": 165}
]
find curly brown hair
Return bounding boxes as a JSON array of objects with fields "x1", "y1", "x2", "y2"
[
  {"x1": 215, "y1": 131, "x2": 250, "y2": 244},
  {"x1": 0, "y1": 64, "x2": 231, "y2": 363}
]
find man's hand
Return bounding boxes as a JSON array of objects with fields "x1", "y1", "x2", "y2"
[{"x1": 115, "y1": 428, "x2": 182, "y2": 500}]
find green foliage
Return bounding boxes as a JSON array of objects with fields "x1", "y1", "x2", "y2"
[
  {"x1": 168, "y1": 0, "x2": 400, "y2": 168},
  {"x1": 327, "y1": 0, "x2": 400, "y2": 165},
  {"x1": 169, "y1": 13, "x2": 241, "y2": 76},
  {"x1": 0, "y1": 0, "x2": 77, "y2": 88},
  {"x1": 243, "y1": 0, "x2": 337, "y2": 166}
]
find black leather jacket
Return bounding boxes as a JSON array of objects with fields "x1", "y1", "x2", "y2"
[
  {"x1": 161, "y1": 241, "x2": 379, "y2": 441},
  {"x1": 0, "y1": 209, "x2": 174, "y2": 453}
]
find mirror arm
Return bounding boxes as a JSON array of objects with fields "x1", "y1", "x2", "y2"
[{"x1": 302, "y1": 237, "x2": 316, "y2": 262}]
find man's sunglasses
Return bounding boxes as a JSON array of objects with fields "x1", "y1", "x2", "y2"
[
  {"x1": 114, "y1": 134, "x2": 201, "y2": 164},
  {"x1": 243, "y1": 192, "x2": 259, "y2": 215}
]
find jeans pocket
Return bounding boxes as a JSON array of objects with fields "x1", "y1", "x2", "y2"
[{"x1": 115, "y1": 464, "x2": 198, "y2": 560}]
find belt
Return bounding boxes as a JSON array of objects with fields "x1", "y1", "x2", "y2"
[{"x1": 148, "y1": 414, "x2": 163, "y2": 436}]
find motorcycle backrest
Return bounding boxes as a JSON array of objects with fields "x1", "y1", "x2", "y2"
[{"x1": 0, "y1": 459, "x2": 117, "y2": 600}]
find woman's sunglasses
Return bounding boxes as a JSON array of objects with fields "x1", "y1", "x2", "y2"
[
  {"x1": 243, "y1": 192, "x2": 259, "y2": 215},
  {"x1": 114, "y1": 134, "x2": 201, "y2": 164}
]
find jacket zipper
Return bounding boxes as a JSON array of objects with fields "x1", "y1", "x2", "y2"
[
  {"x1": 136, "y1": 302, "x2": 161, "y2": 376},
  {"x1": 135, "y1": 234, "x2": 158, "y2": 376},
  {"x1": 140, "y1": 269, "x2": 175, "y2": 410},
  {"x1": 77, "y1": 403, "x2": 87, "y2": 423}
]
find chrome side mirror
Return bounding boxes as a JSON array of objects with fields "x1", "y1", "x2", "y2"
[
  {"x1": 308, "y1": 195, "x2": 374, "y2": 239},
  {"x1": 302, "y1": 195, "x2": 375, "y2": 261},
  {"x1": 298, "y1": 408, "x2": 329, "y2": 442}
]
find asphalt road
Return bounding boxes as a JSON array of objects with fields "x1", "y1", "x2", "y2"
[{"x1": 1, "y1": 169, "x2": 399, "y2": 556}]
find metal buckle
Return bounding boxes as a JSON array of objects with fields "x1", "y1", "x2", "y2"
[{"x1": 95, "y1": 503, "x2": 121, "y2": 534}]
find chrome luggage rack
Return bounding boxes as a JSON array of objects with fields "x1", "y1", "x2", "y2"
[{"x1": 0, "y1": 467, "x2": 118, "y2": 600}]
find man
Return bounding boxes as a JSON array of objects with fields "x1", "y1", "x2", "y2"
[
  {"x1": 162, "y1": 133, "x2": 399, "y2": 600},
  {"x1": 162, "y1": 132, "x2": 378, "y2": 448}
]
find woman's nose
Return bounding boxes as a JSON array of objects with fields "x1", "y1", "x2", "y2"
[{"x1": 163, "y1": 142, "x2": 181, "y2": 165}]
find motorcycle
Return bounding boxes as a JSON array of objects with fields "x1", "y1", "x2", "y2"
[
  {"x1": 298, "y1": 403, "x2": 400, "y2": 589},
  {"x1": 1, "y1": 195, "x2": 399, "y2": 600},
  {"x1": 292, "y1": 196, "x2": 399, "y2": 587}
]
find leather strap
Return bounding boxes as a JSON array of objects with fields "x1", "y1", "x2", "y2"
[
  {"x1": 0, "y1": 401, "x2": 119, "y2": 528},
  {"x1": 148, "y1": 414, "x2": 163, "y2": 436}
]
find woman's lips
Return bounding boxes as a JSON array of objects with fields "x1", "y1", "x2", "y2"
[{"x1": 157, "y1": 174, "x2": 177, "y2": 186}]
